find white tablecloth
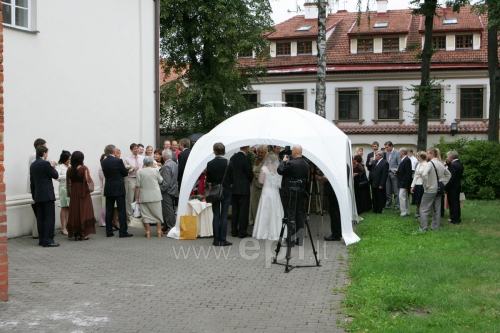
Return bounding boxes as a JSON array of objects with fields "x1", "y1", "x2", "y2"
[{"x1": 187, "y1": 200, "x2": 213, "y2": 237}]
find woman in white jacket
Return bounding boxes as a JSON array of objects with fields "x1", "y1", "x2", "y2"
[{"x1": 55, "y1": 150, "x2": 71, "y2": 235}]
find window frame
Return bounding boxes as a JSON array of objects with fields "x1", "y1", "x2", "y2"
[
  {"x1": 297, "y1": 41, "x2": 313, "y2": 55},
  {"x1": 334, "y1": 87, "x2": 364, "y2": 124},
  {"x1": 414, "y1": 86, "x2": 446, "y2": 123},
  {"x1": 282, "y1": 89, "x2": 307, "y2": 110},
  {"x1": 457, "y1": 85, "x2": 487, "y2": 121},
  {"x1": 242, "y1": 91, "x2": 260, "y2": 109},
  {"x1": 432, "y1": 35, "x2": 446, "y2": 50},
  {"x1": 276, "y1": 42, "x2": 292, "y2": 56},
  {"x1": 2, "y1": 0, "x2": 37, "y2": 32},
  {"x1": 455, "y1": 35, "x2": 473, "y2": 49},
  {"x1": 357, "y1": 38, "x2": 374, "y2": 53},
  {"x1": 374, "y1": 86, "x2": 404, "y2": 124},
  {"x1": 382, "y1": 37, "x2": 399, "y2": 52}
]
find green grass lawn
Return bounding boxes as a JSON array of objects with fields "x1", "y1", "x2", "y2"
[{"x1": 343, "y1": 200, "x2": 500, "y2": 333}]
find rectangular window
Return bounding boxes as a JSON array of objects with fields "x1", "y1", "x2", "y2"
[
  {"x1": 285, "y1": 92, "x2": 305, "y2": 109},
  {"x1": 429, "y1": 89, "x2": 442, "y2": 119},
  {"x1": 378, "y1": 90, "x2": 400, "y2": 119},
  {"x1": 432, "y1": 36, "x2": 446, "y2": 50},
  {"x1": 276, "y1": 42, "x2": 291, "y2": 56},
  {"x1": 382, "y1": 38, "x2": 399, "y2": 52},
  {"x1": 338, "y1": 91, "x2": 359, "y2": 120},
  {"x1": 239, "y1": 49, "x2": 253, "y2": 58},
  {"x1": 460, "y1": 88, "x2": 483, "y2": 118},
  {"x1": 358, "y1": 39, "x2": 373, "y2": 53},
  {"x1": 297, "y1": 41, "x2": 313, "y2": 55},
  {"x1": 2, "y1": 0, "x2": 30, "y2": 29},
  {"x1": 456, "y1": 35, "x2": 473, "y2": 49},
  {"x1": 242, "y1": 93, "x2": 258, "y2": 109}
]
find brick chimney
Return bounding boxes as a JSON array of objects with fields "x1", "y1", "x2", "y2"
[{"x1": 376, "y1": 0, "x2": 388, "y2": 16}]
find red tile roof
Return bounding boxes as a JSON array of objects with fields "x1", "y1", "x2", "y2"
[
  {"x1": 238, "y1": 6, "x2": 492, "y2": 72},
  {"x1": 266, "y1": 15, "x2": 343, "y2": 40},
  {"x1": 336, "y1": 123, "x2": 489, "y2": 135},
  {"x1": 347, "y1": 10, "x2": 413, "y2": 36},
  {"x1": 419, "y1": 7, "x2": 485, "y2": 33}
]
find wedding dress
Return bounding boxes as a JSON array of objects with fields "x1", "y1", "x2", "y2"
[{"x1": 252, "y1": 155, "x2": 284, "y2": 240}]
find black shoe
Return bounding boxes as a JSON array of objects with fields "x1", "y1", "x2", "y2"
[
  {"x1": 220, "y1": 241, "x2": 232, "y2": 246},
  {"x1": 119, "y1": 233, "x2": 133, "y2": 238},
  {"x1": 231, "y1": 233, "x2": 239, "y2": 237},
  {"x1": 450, "y1": 220, "x2": 461, "y2": 224},
  {"x1": 106, "y1": 233, "x2": 115, "y2": 237},
  {"x1": 43, "y1": 243, "x2": 60, "y2": 247},
  {"x1": 212, "y1": 241, "x2": 220, "y2": 246},
  {"x1": 239, "y1": 233, "x2": 251, "y2": 238},
  {"x1": 324, "y1": 235, "x2": 341, "y2": 241}
]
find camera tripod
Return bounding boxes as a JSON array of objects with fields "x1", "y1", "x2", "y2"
[
  {"x1": 307, "y1": 166, "x2": 325, "y2": 236},
  {"x1": 273, "y1": 180, "x2": 321, "y2": 273}
]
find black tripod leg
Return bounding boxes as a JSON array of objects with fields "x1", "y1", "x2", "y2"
[
  {"x1": 305, "y1": 217, "x2": 322, "y2": 267},
  {"x1": 274, "y1": 218, "x2": 287, "y2": 262}
]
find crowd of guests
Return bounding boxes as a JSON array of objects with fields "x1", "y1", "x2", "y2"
[
  {"x1": 28, "y1": 135, "x2": 464, "y2": 248},
  {"x1": 353, "y1": 141, "x2": 464, "y2": 232}
]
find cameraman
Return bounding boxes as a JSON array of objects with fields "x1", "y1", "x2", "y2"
[{"x1": 277, "y1": 144, "x2": 309, "y2": 246}]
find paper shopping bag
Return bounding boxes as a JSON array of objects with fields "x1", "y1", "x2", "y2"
[{"x1": 179, "y1": 215, "x2": 197, "y2": 240}]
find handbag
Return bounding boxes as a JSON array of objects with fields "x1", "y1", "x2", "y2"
[
  {"x1": 205, "y1": 160, "x2": 229, "y2": 203},
  {"x1": 128, "y1": 216, "x2": 145, "y2": 229},
  {"x1": 430, "y1": 161, "x2": 445, "y2": 193},
  {"x1": 179, "y1": 215, "x2": 197, "y2": 240}
]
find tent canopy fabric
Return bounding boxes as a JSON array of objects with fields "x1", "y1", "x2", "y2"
[{"x1": 167, "y1": 107, "x2": 361, "y2": 245}]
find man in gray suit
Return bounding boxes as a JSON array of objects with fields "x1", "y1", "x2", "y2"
[
  {"x1": 160, "y1": 149, "x2": 178, "y2": 233},
  {"x1": 384, "y1": 141, "x2": 402, "y2": 210}
]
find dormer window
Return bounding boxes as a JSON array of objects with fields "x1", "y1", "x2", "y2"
[
  {"x1": 433, "y1": 36, "x2": 446, "y2": 50},
  {"x1": 276, "y1": 42, "x2": 291, "y2": 56},
  {"x1": 456, "y1": 35, "x2": 473, "y2": 49},
  {"x1": 297, "y1": 41, "x2": 313, "y2": 55},
  {"x1": 239, "y1": 48, "x2": 253, "y2": 58},
  {"x1": 374, "y1": 22, "x2": 389, "y2": 28},
  {"x1": 443, "y1": 18, "x2": 458, "y2": 25},
  {"x1": 296, "y1": 25, "x2": 314, "y2": 32},
  {"x1": 382, "y1": 38, "x2": 399, "y2": 52},
  {"x1": 358, "y1": 39, "x2": 374, "y2": 53}
]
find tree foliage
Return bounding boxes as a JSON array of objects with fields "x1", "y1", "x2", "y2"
[{"x1": 159, "y1": 0, "x2": 274, "y2": 135}]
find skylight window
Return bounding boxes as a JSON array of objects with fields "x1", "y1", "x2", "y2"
[
  {"x1": 296, "y1": 25, "x2": 314, "y2": 31},
  {"x1": 443, "y1": 18, "x2": 458, "y2": 25},
  {"x1": 374, "y1": 22, "x2": 389, "y2": 28}
]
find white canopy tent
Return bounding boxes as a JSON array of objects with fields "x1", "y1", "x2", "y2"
[{"x1": 167, "y1": 107, "x2": 361, "y2": 245}]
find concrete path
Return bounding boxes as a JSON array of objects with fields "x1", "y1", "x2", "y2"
[{"x1": 0, "y1": 214, "x2": 348, "y2": 332}]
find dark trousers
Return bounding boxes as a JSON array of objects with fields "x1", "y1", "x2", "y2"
[
  {"x1": 106, "y1": 195, "x2": 127, "y2": 236},
  {"x1": 282, "y1": 195, "x2": 306, "y2": 243},
  {"x1": 327, "y1": 195, "x2": 341, "y2": 239},
  {"x1": 448, "y1": 190, "x2": 461, "y2": 222},
  {"x1": 212, "y1": 196, "x2": 231, "y2": 243},
  {"x1": 161, "y1": 193, "x2": 176, "y2": 230},
  {"x1": 36, "y1": 201, "x2": 56, "y2": 246},
  {"x1": 231, "y1": 194, "x2": 250, "y2": 237},
  {"x1": 372, "y1": 187, "x2": 385, "y2": 214}
]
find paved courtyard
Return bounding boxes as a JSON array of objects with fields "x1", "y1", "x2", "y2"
[{"x1": 0, "y1": 214, "x2": 348, "y2": 332}]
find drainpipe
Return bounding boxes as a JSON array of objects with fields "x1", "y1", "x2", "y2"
[{"x1": 154, "y1": 0, "x2": 161, "y2": 148}]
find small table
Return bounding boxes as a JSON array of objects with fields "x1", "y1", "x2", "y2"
[{"x1": 187, "y1": 200, "x2": 213, "y2": 237}]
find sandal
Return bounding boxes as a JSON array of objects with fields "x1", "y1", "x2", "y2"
[
  {"x1": 158, "y1": 231, "x2": 163, "y2": 238},
  {"x1": 145, "y1": 231, "x2": 150, "y2": 238}
]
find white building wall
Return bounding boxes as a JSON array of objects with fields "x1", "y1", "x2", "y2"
[{"x1": 4, "y1": 0, "x2": 156, "y2": 237}]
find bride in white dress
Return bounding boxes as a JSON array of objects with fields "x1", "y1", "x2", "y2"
[{"x1": 252, "y1": 154, "x2": 284, "y2": 240}]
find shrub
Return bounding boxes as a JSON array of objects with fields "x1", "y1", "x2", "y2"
[{"x1": 435, "y1": 137, "x2": 500, "y2": 199}]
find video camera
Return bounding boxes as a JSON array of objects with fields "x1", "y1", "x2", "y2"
[{"x1": 279, "y1": 145, "x2": 292, "y2": 160}]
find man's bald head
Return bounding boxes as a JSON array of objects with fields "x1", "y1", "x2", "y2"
[{"x1": 292, "y1": 144, "x2": 302, "y2": 158}]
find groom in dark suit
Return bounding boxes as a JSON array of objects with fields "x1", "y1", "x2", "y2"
[
  {"x1": 101, "y1": 144, "x2": 133, "y2": 238},
  {"x1": 369, "y1": 151, "x2": 389, "y2": 214},
  {"x1": 177, "y1": 138, "x2": 191, "y2": 191},
  {"x1": 230, "y1": 146, "x2": 253, "y2": 238},
  {"x1": 30, "y1": 145, "x2": 60, "y2": 247},
  {"x1": 445, "y1": 151, "x2": 464, "y2": 224}
]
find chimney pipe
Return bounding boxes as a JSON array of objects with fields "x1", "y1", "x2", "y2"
[
  {"x1": 304, "y1": 2, "x2": 329, "y2": 19},
  {"x1": 376, "y1": 0, "x2": 388, "y2": 15}
]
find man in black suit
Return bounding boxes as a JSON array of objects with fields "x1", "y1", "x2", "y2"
[
  {"x1": 230, "y1": 146, "x2": 253, "y2": 238},
  {"x1": 445, "y1": 151, "x2": 464, "y2": 224},
  {"x1": 396, "y1": 148, "x2": 413, "y2": 217},
  {"x1": 366, "y1": 141, "x2": 379, "y2": 172},
  {"x1": 369, "y1": 151, "x2": 389, "y2": 214},
  {"x1": 101, "y1": 144, "x2": 133, "y2": 238},
  {"x1": 316, "y1": 176, "x2": 341, "y2": 241},
  {"x1": 30, "y1": 145, "x2": 60, "y2": 247},
  {"x1": 177, "y1": 138, "x2": 191, "y2": 191},
  {"x1": 277, "y1": 144, "x2": 309, "y2": 246}
]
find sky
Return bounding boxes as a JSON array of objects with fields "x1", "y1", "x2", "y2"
[{"x1": 270, "y1": 0, "x2": 478, "y2": 25}]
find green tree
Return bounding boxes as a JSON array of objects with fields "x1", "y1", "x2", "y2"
[
  {"x1": 473, "y1": 0, "x2": 500, "y2": 143},
  {"x1": 410, "y1": 0, "x2": 469, "y2": 151},
  {"x1": 159, "y1": 0, "x2": 274, "y2": 134}
]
